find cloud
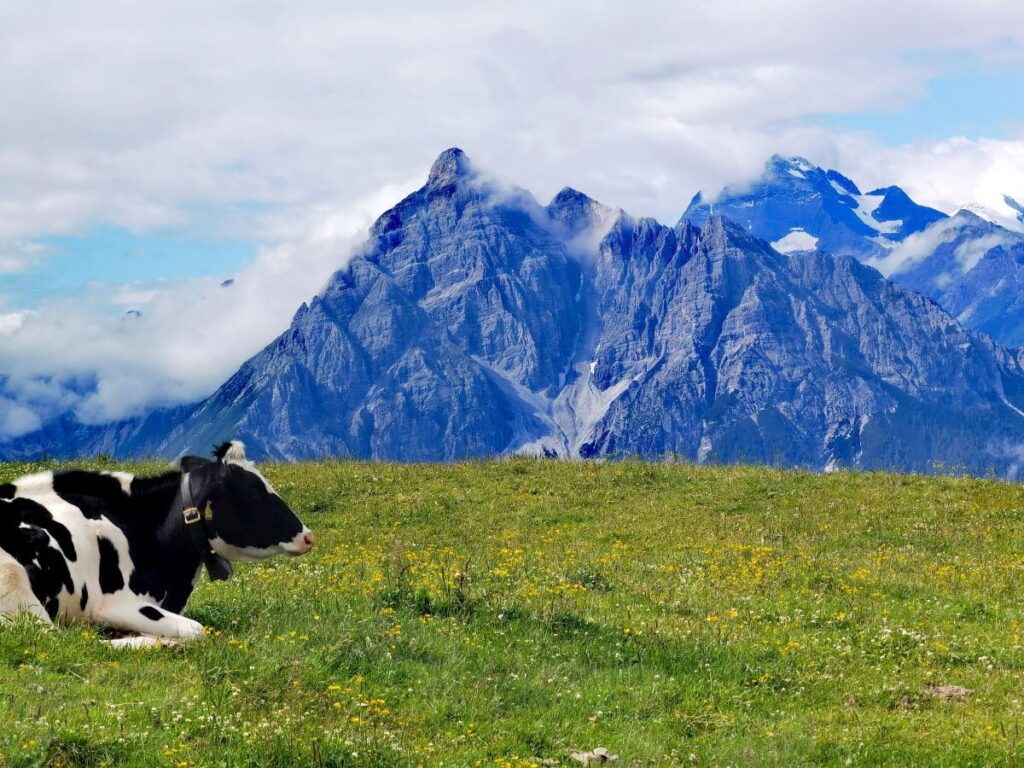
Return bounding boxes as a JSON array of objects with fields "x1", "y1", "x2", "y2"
[
  {"x1": 988, "y1": 439, "x2": 1024, "y2": 481},
  {"x1": 953, "y1": 232, "x2": 1016, "y2": 271},
  {"x1": 868, "y1": 218, "x2": 960, "y2": 277},
  {"x1": 0, "y1": 240, "x2": 49, "y2": 276},
  {"x1": 0, "y1": 1, "x2": 1021, "y2": 240},
  {"x1": 835, "y1": 135, "x2": 1024, "y2": 218},
  {"x1": 0, "y1": 312, "x2": 30, "y2": 336},
  {"x1": 868, "y1": 210, "x2": 1019, "y2": 278},
  {"x1": 0, "y1": 180, "x2": 414, "y2": 429},
  {"x1": 0, "y1": 396, "x2": 42, "y2": 439}
]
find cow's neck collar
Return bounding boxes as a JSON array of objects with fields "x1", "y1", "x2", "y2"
[{"x1": 178, "y1": 472, "x2": 233, "y2": 582}]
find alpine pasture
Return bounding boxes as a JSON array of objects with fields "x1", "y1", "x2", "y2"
[{"x1": 2, "y1": 459, "x2": 1023, "y2": 766}]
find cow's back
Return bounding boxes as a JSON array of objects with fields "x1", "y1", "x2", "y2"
[{"x1": 0, "y1": 470, "x2": 140, "y2": 623}]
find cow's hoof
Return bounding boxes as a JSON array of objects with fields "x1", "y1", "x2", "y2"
[{"x1": 176, "y1": 618, "x2": 206, "y2": 639}]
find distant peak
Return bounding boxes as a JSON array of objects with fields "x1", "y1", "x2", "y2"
[
  {"x1": 427, "y1": 147, "x2": 474, "y2": 186},
  {"x1": 768, "y1": 154, "x2": 817, "y2": 174},
  {"x1": 547, "y1": 186, "x2": 616, "y2": 237},
  {"x1": 867, "y1": 185, "x2": 908, "y2": 199},
  {"x1": 699, "y1": 212, "x2": 743, "y2": 241},
  {"x1": 550, "y1": 186, "x2": 593, "y2": 206},
  {"x1": 950, "y1": 207, "x2": 991, "y2": 225}
]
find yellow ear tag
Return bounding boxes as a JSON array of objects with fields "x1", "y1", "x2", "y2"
[{"x1": 204, "y1": 502, "x2": 214, "y2": 521}]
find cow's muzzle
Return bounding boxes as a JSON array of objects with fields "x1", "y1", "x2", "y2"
[{"x1": 282, "y1": 529, "x2": 315, "y2": 555}]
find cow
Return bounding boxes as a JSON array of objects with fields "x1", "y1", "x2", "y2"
[{"x1": 0, "y1": 440, "x2": 313, "y2": 648}]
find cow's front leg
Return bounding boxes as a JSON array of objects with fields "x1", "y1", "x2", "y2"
[
  {"x1": 107, "y1": 634, "x2": 182, "y2": 649},
  {"x1": 96, "y1": 595, "x2": 205, "y2": 642}
]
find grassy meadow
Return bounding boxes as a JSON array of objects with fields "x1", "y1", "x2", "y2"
[{"x1": 3, "y1": 459, "x2": 1024, "y2": 766}]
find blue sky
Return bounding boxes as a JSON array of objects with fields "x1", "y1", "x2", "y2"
[
  {"x1": 820, "y1": 62, "x2": 1024, "y2": 144},
  {"x1": 7, "y1": 226, "x2": 254, "y2": 310}
]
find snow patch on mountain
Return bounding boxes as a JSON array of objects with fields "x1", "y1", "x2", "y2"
[
  {"x1": 829, "y1": 179, "x2": 852, "y2": 195},
  {"x1": 771, "y1": 229, "x2": 818, "y2": 253},
  {"x1": 961, "y1": 199, "x2": 1024, "y2": 234},
  {"x1": 850, "y1": 193, "x2": 902, "y2": 235}
]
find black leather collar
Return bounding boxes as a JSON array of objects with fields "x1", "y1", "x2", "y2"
[{"x1": 180, "y1": 472, "x2": 233, "y2": 582}]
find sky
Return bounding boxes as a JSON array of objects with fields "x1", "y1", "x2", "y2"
[{"x1": 2, "y1": 0, "x2": 1024, "y2": 437}]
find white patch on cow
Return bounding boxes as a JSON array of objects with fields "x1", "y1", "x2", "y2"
[
  {"x1": 12, "y1": 470, "x2": 55, "y2": 496},
  {"x1": 221, "y1": 440, "x2": 248, "y2": 462},
  {"x1": 283, "y1": 528, "x2": 315, "y2": 555},
  {"x1": 210, "y1": 527, "x2": 313, "y2": 561},
  {"x1": 98, "y1": 594, "x2": 205, "y2": 639},
  {"x1": 209, "y1": 536, "x2": 283, "y2": 562},
  {"x1": 102, "y1": 471, "x2": 135, "y2": 495}
]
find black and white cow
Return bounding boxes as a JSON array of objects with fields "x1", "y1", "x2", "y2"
[{"x1": 0, "y1": 441, "x2": 313, "y2": 647}]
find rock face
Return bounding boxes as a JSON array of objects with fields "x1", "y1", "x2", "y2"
[
  {"x1": 883, "y1": 211, "x2": 1024, "y2": 345},
  {"x1": 5, "y1": 148, "x2": 1024, "y2": 475},
  {"x1": 685, "y1": 157, "x2": 1024, "y2": 346}
]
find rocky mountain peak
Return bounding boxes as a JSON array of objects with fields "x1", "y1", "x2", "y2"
[
  {"x1": 767, "y1": 154, "x2": 818, "y2": 178},
  {"x1": 427, "y1": 147, "x2": 474, "y2": 187},
  {"x1": 547, "y1": 186, "x2": 617, "y2": 238}
]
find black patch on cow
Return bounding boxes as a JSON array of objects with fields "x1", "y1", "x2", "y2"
[
  {"x1": 52, "y1": 467, "x2": 195, "y2": 609},
  {"x1": 53, "y1": 472, "x2": 128, "y2": 520},
  {"x1": 97, "y1": 537, "x2": 124, "y2": 593},
  {"x1": 43, "y1": 517, "x2": 77, "y2": 562},
  {"x1": 206, "y1": 463, "x2": 304, "y2": 550},
  {"x1": 0, "y1": 497, "x2": 76, "y2": 619},
  {"x1": 179, "y1": 456, "x2": 211, "y2": 473},
  {"x1": 80, "y1": 584, "x2": 89, "y2": 611},
  {"x1": 139, "y1": 605, "x2": 164, "y2": 621},
  {"x1": 5, "y1": 499, "x2": 79, "y2": 563},
  {"x1": 0, "y1": 483, "x2": 14, "y2": 499}
]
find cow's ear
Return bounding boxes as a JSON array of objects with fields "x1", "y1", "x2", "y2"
[
  {"x1": 214, "y1": 440, "x2": 247, "y2": 462},
  {"x1": 179, "y1": 455, "x2": 211, "y2": 472}
]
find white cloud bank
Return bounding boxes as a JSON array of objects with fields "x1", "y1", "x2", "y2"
[
  {"x1": 0, "y1": 1, "x2": 1022, "y2": 241},
  {"x1": 1, "y1": 1, "x2": 1024, "y2": 436},
  {"x1": 0, "y1": 181, "x2": 413, "y2": 436}
]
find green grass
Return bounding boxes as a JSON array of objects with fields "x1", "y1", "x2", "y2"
[{"x1": 3, "y1": 459, "x2": 1024, "y2": 766}]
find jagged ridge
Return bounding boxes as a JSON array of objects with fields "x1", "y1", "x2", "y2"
[{"x1": 5, "y1": 149, "x2": 1024, "y2": 476}]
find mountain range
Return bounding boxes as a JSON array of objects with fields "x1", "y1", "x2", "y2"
[
  {"x1": 4, "y1": 148, "x2": 1024, "y2": 476},
  {"x1": 684, "y1": 155, "x2": 1024, "y2": 345}
]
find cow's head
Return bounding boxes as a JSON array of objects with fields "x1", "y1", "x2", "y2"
[{"x1": 180, "y1": 441, "x2": 314, "y2": 562}]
